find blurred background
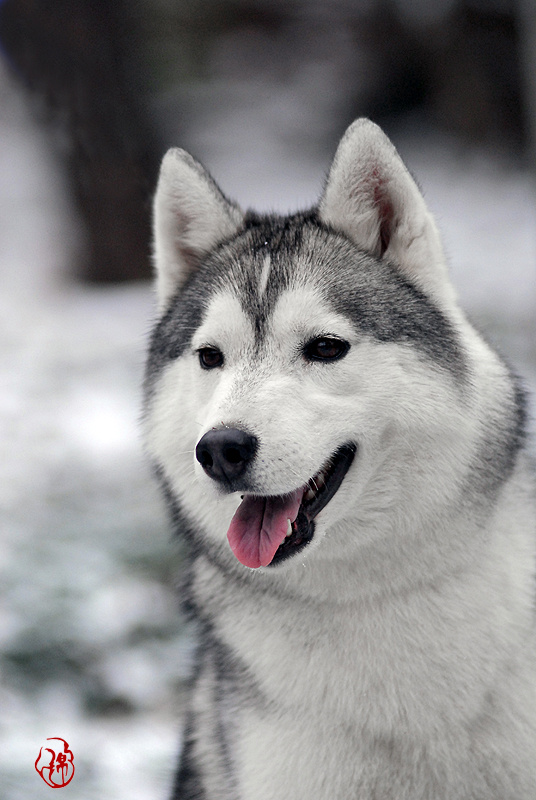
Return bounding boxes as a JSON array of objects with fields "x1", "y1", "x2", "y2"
[{"x1": 0, "y1": 1, "x2": 535, "y2": 798}]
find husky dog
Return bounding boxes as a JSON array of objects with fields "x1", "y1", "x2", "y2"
[{"x1": 143, "y1": 119, "x2": 536, "y2": 799}]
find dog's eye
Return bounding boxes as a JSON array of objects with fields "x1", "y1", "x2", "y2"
[
  {"x1": 303, "y1": 337, "x2": 350, "y2": 363},
  {"x1": 198, "y1": 347, "x2": 224, "y2": 369}
]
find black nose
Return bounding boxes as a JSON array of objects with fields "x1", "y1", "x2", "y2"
[{"x1": 196, "y1": 428, "x2": 258, "y2": 485}]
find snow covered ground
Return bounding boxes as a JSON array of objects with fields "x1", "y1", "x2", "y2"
[{"x1": 0, "y1": 64, "x2": 534, "y2": 799}]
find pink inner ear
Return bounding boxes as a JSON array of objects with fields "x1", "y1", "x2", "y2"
[{"x1": 372, "y1": 168, "x2": 394, "y2": 257}]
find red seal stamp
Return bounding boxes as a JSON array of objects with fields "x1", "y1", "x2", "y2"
[{"x1": 35, "y1": 737, "x2": 75, "y2": 788}]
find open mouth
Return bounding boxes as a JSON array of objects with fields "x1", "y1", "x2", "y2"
[
  {"x1": 270, "y1": 443, "x2": 357, "y2": 566},
  {"x1": 226, "y1": 442, "x2": 357, "y2": 568}
]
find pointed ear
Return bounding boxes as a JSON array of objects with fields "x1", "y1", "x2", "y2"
[
  {"x1": 153, "y1": 148, "x2": 244, "y2": 311},
  {"x1": 318, "y1": 119, "x2": 452, "y2": 300}
]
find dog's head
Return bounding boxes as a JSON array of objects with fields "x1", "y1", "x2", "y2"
[{"x1": 144, "y1": 120, "x2": 493, "y2": 572}]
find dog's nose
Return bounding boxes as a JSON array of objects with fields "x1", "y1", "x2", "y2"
[{"x1": 196, "y1": 428, "x2": 258, "y2": 485}]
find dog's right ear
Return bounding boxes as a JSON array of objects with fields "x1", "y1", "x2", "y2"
[{"x1": 153, "y1": 149, "x2": 244, "y2": 311}]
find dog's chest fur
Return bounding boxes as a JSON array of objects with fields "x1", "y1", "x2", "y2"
[{"x1": 188, "y1": 531, "x2": 535, "y2": 800}]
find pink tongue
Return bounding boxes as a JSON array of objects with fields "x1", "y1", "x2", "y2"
[{"x1": 227, "y1": 488, "x2": 305, "y2": 568}]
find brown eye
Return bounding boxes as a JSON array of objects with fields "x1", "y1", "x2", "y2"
[
  {"x1": 198, "y1": 347, "x2": 224, "y2": 369},
  {"x1": 303, "y1": 337, "x2": 349, "y2": 363}
]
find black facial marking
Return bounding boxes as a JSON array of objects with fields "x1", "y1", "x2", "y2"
[
  {"x1": 145, "y1": 209, "x2": 467, "y2": 402},
  {"x1": 242, "y1": 216, "x2": 466, "y2": 379}
]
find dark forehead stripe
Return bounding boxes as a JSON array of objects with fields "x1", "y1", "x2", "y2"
[
  {"x1": 232, "y1": 211, "x2": 312, "y2": 339},
  {"x1": 145, "y1": 210, "x2": 466, "y2": 395}
]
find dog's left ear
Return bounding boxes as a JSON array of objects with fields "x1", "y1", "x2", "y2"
[{"x1": 319, "y1": 119, "x2": 452, "y2": 300}]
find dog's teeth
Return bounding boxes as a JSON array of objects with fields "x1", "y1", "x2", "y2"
[
  {"x1": 304, "y1": 466, "x2": 329, "y2": 503},
  {"x1": 313, "y1": 469, "x2": 328, "y2": 491},
  {"x1": 316, "y1": 471, "x2": 326, "y2": 489},
  {"x1": 285, "y1": 519, "x2": 293, "y2": 538},
  {"x1": 304, "y1": 486, "x2": 316, "y2": 502}
]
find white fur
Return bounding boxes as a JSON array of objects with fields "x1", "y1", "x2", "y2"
[{"x1": 145, "y1": 120, "x2": 536, "y2": 799}]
